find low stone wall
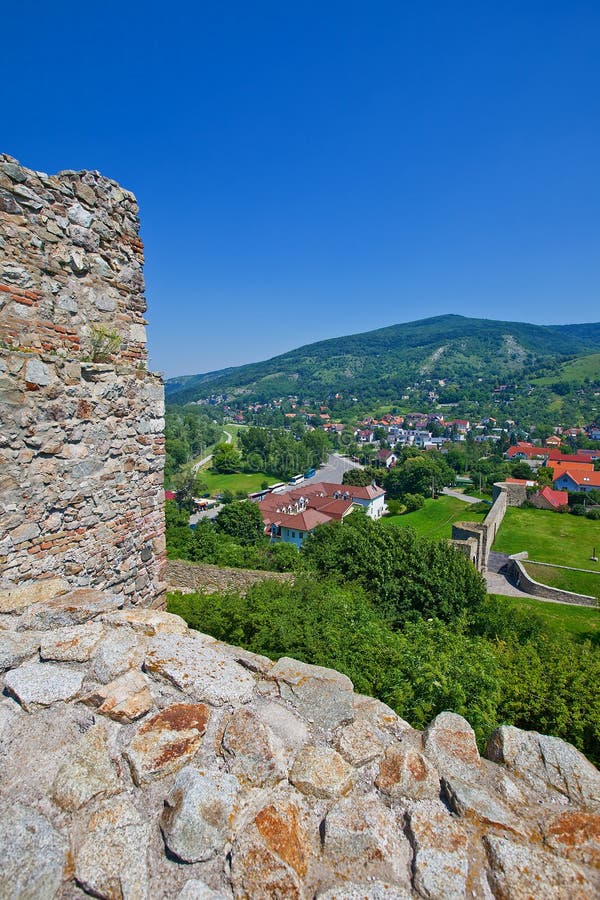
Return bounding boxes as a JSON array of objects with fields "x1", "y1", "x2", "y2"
[
  {"x1": 2, "y1": 586, "x2": 600, "y2": 898},
  {"x1": 509, "y1": 558, "x2": 597, "y2": 607},
  {"x1": 164, "y1": 560, "x2": 294, "y2": 596}
]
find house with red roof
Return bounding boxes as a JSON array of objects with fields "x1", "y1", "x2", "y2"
[
  {"x1": 547, "y1": 460, "x2": 594, "y2": 479},
  {"x1": 545, "y1": 448, "x2": 598, "y2": 464},
  {"x1": 553, "y1": 469, "x2": 600, "y2": 493},
  {"x1": 545, "y1": 435, "x2": 562, "y2": 448},
  {"x1": 256, "y1": 480, "x2": 386, "y2": 546},
  {"x1": 376, "y1": 449, "x2": 398, "y2": 468},
  {"x1": 532, "y1": 486, "x2": 569, "y2": 511},
  {"x1": 505, "y1": 442, "x2": 545, "y2": 461}
]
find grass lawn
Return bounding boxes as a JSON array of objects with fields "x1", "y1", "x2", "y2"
[
  {"x1": 384, "y1": 496, "x2": 488, "y2": 539},
  {"x1": 196, "y1": 468, "x2": 280, "y2": 497},
  {"x1": 493, "y1": 506, "x2": 600, "y2": 568},
  {"x1": 489, "y1": 593, "x2": 599, "y2": 642},
  {"x1": 533, "y1": 352, "x2": 600, "y2": 385},
  {"x1": 522, "y1": 562, "x2": 600, "y2": 601},
  {"x1": 222, "y1": 423, "x2": 247, "y2": 440}
]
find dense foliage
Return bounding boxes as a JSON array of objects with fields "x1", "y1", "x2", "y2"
[
  {"x1": 213, "y1": 500, "x2": 265, "y2": 546},
  {"x1": 165, "y1": 406, "x2": 222, "y2": 484},
  {"x1": 168, "y1": 582, "x2": 600, "y2": 761},
  {"x1": 165, "y1": 502, "x2": 299, "y2": 572},
  {"x1": 383, "y1": 453, "x2": 455, "y2": 499},
  {"x1": 302, "y1": 511, "x2": 486, "y2": 625},
  {"x1": 342, "y1": 466, "x2": 382, "y2": 487},
  {"x1": 237, "y1": 425, "x2": 331, "y2": 480},
  {"x1": 165, "y1": 314, "x2": 600, "y2": 410}
]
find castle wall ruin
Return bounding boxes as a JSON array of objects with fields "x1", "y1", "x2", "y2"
[{"x1": 0, "y1": 155, "x2": 165, "y2": 608}]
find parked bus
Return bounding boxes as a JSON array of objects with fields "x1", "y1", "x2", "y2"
[
  {"x1": 289, "y1": 474, "x2": 305, "y2": 486},
  {"x1": 248, "y1": 489, "x2": 270, "y2": 502},
  {"x1": 304, "y1": 467, "x2": 316, "y2": 479},
  {"x1": 269, "y1": 482, "x2": 287, "y2": 494}
]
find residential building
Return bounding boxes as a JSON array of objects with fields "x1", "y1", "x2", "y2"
[
  {"x1": 256, "y1": 480, "x2": 386, "y2": 546},
  {"x1": 532, "y1": 487, "x2": 569, "y2": 511},
  {"x1": 376, "y1": 449, "x2": 398, "y2": 468},
  {"x1": 553, "y1": 470, "x2": 600, "y2": 493}
]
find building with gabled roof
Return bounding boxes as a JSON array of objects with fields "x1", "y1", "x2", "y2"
[
  {"x1": 532, "y1": 486, "x2": 569, "y2": 511},
  {"x1": 553, "y1": 469, "x2": 600, "y2": 493},
  {"x1": 375, "y1": 449, "x2": 398, "y2": 468},
  {"x1": 256, "y1": 479, "x2": 386, "y2": 545}
]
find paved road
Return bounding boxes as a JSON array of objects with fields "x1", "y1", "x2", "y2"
[
  {"x1": 191, "y1": 428, "x2": 233, "y2": 473},
  {"x1": 442, "y1": 487, "x2": 488, "y2": 505},
  {"x1": 275, "y1": 454, "x2": 363, "y2": 494},
  {"x1": 190, "y1": 504, "x2": 222, "y2": 525}
]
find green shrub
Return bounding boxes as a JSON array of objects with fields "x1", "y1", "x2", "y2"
[
  {"x1": 402, "y1": 493, "x2": 425, "y2": 512},
  {"x1": 89, "y1": 324, "x2": 121, "y2": 362}
]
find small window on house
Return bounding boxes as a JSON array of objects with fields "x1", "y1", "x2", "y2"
[
  {"x1": 298, "y1": 531, "x2": 304, "y2": 538},
  {"x1": 291, "y1": 531, "x2": 296, "y2": 538}
]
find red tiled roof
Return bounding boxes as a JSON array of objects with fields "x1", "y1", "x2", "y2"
[
  {"x1": 310, "y1": 498, "x2": 355, "y2": 519},
  {"x1": 316, "y1": 481, "x2": 385, "y2": 500},
  {"x1": 506, "y1": 442, "x2": 541, "y2": 459},
  {"x1": 545, "y1": 449, "x2": 594, "y2": 464},
  {"x1": 539, "y1": 487, "x2": 568, "y2": 508},
  {"x1": 263, "y1": 509, "x2": 332, "y2": 531},
  {"x1": 548, "y1": 460, "x2": 594, "y2": 475},
  {"x1": 555, "y1": 470, "x2": 600, "y2": 487}
]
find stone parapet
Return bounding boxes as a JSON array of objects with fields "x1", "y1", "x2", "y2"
[
  {"x1": 0, "y1": 155, "x2": 165, "y2": 606},
  {"x1": 0, "y1": 587, "x2": 599, "y2": 897},
  {"x1": 164, "y1": 559, "x2": 294, "y2": 597}
]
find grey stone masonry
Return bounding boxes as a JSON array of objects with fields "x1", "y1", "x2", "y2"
[
  {"x1": 0, "y1": 591, "x2": 599, "y2": 898},
  {"x1": 0, "y1": 155, "x2": 165, "y2": 606}
]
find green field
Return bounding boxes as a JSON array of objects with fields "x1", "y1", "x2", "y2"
[
  {"x1": 534, "y1": 352, "x2": 600, "y2": 386},
  {"x1": 197, "y1": 469, "x2": 280, "y2": 497},
  {"x1": 489, "y1": 594, "x2": 599, "y2": 641},
  {"x1": 222, "y1": 423, "x2": 247, "y2": 440},
  {"x1": 493, "y1": 507, "x2": 600, "y2": 568},
  {"x1": 384, "y1": 496, "x2": 489, "y2": 539},
  {"x1": 522, "y1": 562, "x2": 600, "y2": 601}
]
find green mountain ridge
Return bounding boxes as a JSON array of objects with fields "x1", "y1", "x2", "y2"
[{"x1": 166, "y1": 314, "x2": 600, "y2": 406}]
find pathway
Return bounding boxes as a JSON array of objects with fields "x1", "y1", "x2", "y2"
[
  {"x1": 442, "y1": 487, "x2": 488, "y2": 505},
  {"x1": 485, "y1": 551, "x2": 544, "y2": 598},
  {"x1": 191, "y1": 428, "x2": 233, "y2": 473}
]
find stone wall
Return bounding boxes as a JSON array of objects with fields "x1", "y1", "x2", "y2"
[
  {"x1": 1, "y1": 588, "x2": 599, "y2": 898},
  {"x1": 0, "y1": 155, "x2": 165, "y2": 607},
  {"x1": 164, "y1": 560, "x2": 294, "y2": 596},
  {"x1": 492, "y1": 480, "x2": 527, "y2": 507},
  {"x1": 452, "y1": 483, "x2": 523, "y2": 573},
  {"x1": 508, "y1": 558, "x2": 597, "y2": 607}
]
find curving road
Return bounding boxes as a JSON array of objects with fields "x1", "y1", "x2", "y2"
[{"x1": 191, "y1": 428, "x2": 233, "y2": 473}]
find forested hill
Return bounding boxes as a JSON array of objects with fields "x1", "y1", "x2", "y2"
[{"x1": 165, "y1": 314, "x2": 600, "y2": 406}]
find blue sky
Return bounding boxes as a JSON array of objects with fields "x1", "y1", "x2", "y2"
[{"x1": 3, "y1": 2, "x2": 599, "y2": 377}]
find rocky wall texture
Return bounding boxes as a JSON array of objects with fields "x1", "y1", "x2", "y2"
[
  {"x1": 164, "y1": 560, "x2": 294, "y2": 596},
  {"x1": 1, "y1": 587, "x2": 599, "y2": 899},
  {"x1": 0, "y1": 155, "x2": 165, "y2": 607}
]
